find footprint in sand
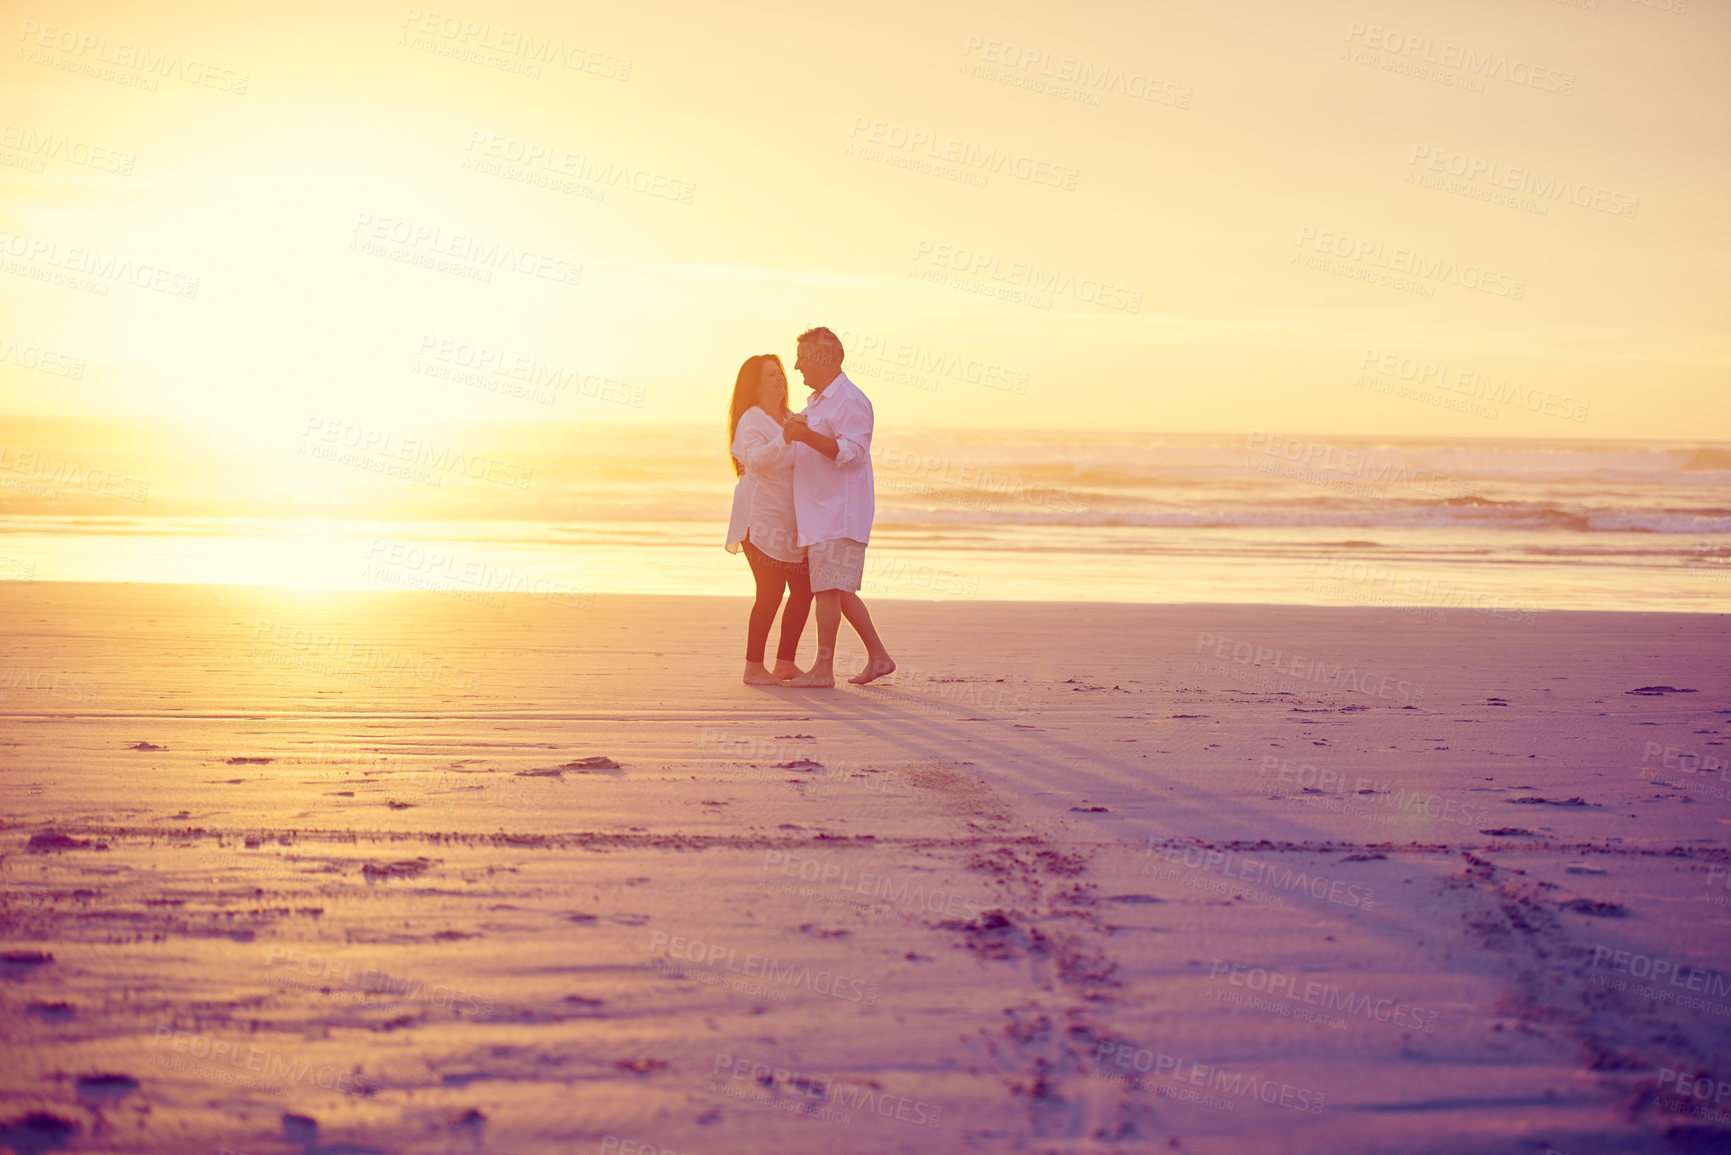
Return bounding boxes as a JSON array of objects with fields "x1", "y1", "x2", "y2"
[{"x1": 0, "y1": 1112, "x2": 78, "y2": 1153}]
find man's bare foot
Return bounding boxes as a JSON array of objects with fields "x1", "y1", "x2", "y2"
[
  {"x1": 771, "y1": 660, "x2": 805, "y2": 681},
  {"x1": 743, "y1": 661, "x2": 784, "y2": 685},
  {"x1": 848, "y1": 656, "x2": 896, "y2": 686},
  {"x1": 788, "y1": 666, "x2": 835, "y2": 688}
]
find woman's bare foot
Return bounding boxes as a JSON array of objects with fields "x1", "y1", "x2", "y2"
[
  {"x1": 848, "y1": 656, "x2": 896, "y2": 685},
  {"x1": 770, "y1": 660, "x2": 805, "y2": 681},
  {"x1": 743, "y1": 661, "x2": 784, "y2": 685},
  {"x1": 788, "y1": 663, "x2": 835, "y2": 688}
]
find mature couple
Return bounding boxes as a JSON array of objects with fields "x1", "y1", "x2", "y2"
[{"x1": 725, "y1": 327, "x2": 895, "y2": 688}]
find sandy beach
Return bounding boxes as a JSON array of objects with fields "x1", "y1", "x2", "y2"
[
  {"x1": 6, "y1": 0, "x2": 1727, "y2": 1149},
  {"x1": 0, "y1": 581, "x2": 1726, "y2": 1153}
]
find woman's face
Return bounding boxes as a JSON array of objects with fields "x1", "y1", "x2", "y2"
[{"x1": 758, "y1": 359, "x2": 787, "y2": 412}]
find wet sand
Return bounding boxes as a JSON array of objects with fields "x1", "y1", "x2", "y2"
[{"x1": 1, "y1": 582, "x2": 1727, "y2": 1154}]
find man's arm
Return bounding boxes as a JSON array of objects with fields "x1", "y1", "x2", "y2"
[
  {"x1": 785, "y1": 417, "x2": 844, "y2": 457},
  {"x1": 825, "y1": 390, "x2": 872, "y2": 466},
  {"x1": 784, "y1": 415, "x2": 840, "y2": 459}
]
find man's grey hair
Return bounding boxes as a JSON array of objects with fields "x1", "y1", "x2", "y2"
[{"x1": 797, "y1": 326, "x2": 844, "y2": 364}]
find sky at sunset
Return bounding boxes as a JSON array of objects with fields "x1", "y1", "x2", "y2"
[{"x1": 2, "y1": 0, "x2": 1726, "y2": 444}]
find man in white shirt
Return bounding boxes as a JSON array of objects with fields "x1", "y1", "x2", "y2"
[{"x1": 781, "y1": 326, "x2": 896, "y2": 688}]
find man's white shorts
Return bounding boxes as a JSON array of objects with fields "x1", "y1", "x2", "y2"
[{"x1": 807, "y1": 538, "x2": 867, "y2": 593}]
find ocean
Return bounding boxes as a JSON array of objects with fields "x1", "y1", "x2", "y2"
[{"x1": 0, "y1": 420, "x2": 1726, "y2": 612}]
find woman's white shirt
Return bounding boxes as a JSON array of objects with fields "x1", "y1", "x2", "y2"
[{"x1": 726, "y1": 406, "x2": 804, "y2": 563}]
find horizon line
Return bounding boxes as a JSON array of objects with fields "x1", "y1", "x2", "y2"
[{"x1": 2, "y1": 414, "x2": 1726, "y2": 449}]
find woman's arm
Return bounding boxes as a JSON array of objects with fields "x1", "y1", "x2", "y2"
[{"x1": 732, "y1": 411, "x2": 791, "y2": 470}]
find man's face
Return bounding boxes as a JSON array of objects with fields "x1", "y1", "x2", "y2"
[{"x1": 793, "y1": 342, "x2": 834, "y2": 390}]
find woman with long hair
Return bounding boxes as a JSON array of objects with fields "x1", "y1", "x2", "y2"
[{"x1": 724, "y1": 353, "x2": 812, "y2": 684}]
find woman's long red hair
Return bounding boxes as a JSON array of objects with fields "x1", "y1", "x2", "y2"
[{"x1": 728, "y1": 354, "x2": 787, "y2": 476}]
